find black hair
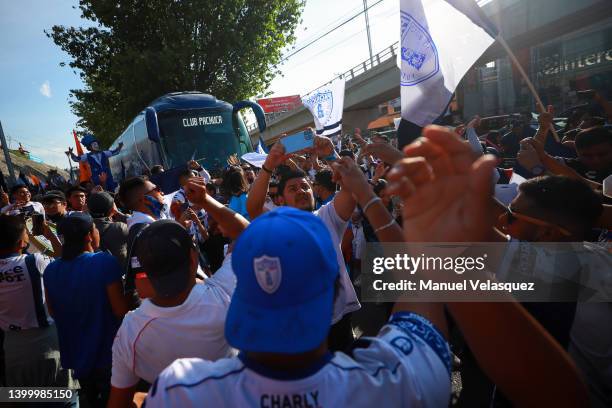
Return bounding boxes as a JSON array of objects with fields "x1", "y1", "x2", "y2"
[
  {"x1": 519, "y1": 175, "x2": 603, "y2": 236},
  {"x1": 220, "y1": 166, "x2": 249, "y2": 197},
  {"x1": 10, "y1": 184, "x2": 28, "y2": 196},
  {"x1": 373, "y1": 179, "x2": 388, "y2": 196},
  {"x1": 61, "y1": 236, "x2": 91, "y2": 261},
  {"x1": 0, "y1": 215, "x2": 26, "y2": 250},
  {"x1": 65, "y1": 185, "x2": 87, "y2": 198},
  {"x1": 575, "y1": 126, "x2": 611, "y2": 151},
  {"x1": 177, "y1": 168, "x2": 195, "y2": 180},
  {"x1": 118, "y1": 176, "x2": 147, "y2": 210},
  {"x1": 205, "y1": 182, "x2": 217, "y2": 195},
  {"x1": 339, "y1": 149, "x2": 355, "y2": 159},
  {"x1": 278, "y1": 169, "x2": 308, "y2": 196},
  {"x1": 314, "y1": 169, "x2": 337, "y2": 192},
  {"x1": 150, "y1": 165, "x2": 164, "y2": 175}
]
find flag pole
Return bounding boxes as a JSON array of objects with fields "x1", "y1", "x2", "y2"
[{"x1": 496, "y1": 36, "x2": 560, "y2": 141}]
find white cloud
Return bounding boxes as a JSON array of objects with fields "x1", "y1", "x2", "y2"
[{"x1": 39, "y1": 80, "x2": 52, "y2": 98}]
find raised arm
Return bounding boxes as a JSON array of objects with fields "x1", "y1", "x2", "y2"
[
  {"x1": 65, "y1": 147, "x2": 81, "y2": 162},
  {"x1": 534, "y1": 104, "x2": 554, "y2": 146},
  {"x1": 246, "y1": 143, "x2": 290, "y2": 219},
  {"x1": 521, "y1": 138, "x2": 602, "y2": 190},
  {"x1": 388, "y1": 125, "x2": 588, "y2": 407},
  {"x1": 310, "y1": 135, "x2": 356, "y2": 220},
  {"x1": 331, "y1": 157, "x2": 403, "y2": 243},
  {"x1": 110, "y1": 142, "x2": 124, "y2": 156},
  {"x1": 186, "y1": 177, "x2": 249, "y2": 239}
]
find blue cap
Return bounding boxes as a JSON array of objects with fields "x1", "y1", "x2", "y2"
[
  {"x1": 80, "y1": 133, "x2": 98, "y2": 148},
  {"x1": 227, "y1": 207, "x2": 339, "y2": 353}
]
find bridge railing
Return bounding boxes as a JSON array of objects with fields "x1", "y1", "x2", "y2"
[{"x1": 247, "y1": 42, "x2": 399, "y2": 133}]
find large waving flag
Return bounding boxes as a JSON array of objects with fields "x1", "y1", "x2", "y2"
[
  {"x1": 73, "y1": 130, "x2": 92, "y2": 182},
  {"x1": 302, "y1": 76, "x2": 346, "y2": 138},
  {"x1": 399, "y1": 0, "x2": 497, "y2": 131}
]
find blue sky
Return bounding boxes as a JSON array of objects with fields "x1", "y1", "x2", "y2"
[{"x1": 0, "y1": 0, "x2": 398, "y2": 168}]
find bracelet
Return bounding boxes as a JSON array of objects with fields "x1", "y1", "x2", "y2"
[
  {"x1": 361, "y1": 196, "x2": 381, "y2": 214},
  {"x1": 261, "y1": 164, "x2": 273, "y2": 174},
  {"x1": 374, "y1": 218, "x2": 397, "y2": 233}
]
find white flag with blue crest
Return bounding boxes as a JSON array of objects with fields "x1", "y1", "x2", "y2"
[
  {"x1": 400, "y1": 0, "x2": 497, "y2": 126},
  {"x1": 302, "y1": 76, "x2": 346, "y2": 138}
]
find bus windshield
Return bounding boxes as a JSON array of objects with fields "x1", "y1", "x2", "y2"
[{"x1": 157, "y1": 108, "x2": 252, "y2": 171}]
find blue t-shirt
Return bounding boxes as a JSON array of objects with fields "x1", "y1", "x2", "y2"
[
  {"x1": 228, "y1": 193, "x2": 249, "y2": 220},
  {"x1": 43, "y1": 252, "x2": 123, "y2": 378}
]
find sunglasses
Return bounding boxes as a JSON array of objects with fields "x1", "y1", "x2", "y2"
[
  {"x1": 505, "y1": 207, "x2": 572, "y2": 237},
  {"x1": 145, "y1": 185, "x2": 161, "y2": 195}
]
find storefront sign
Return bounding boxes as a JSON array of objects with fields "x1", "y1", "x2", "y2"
[{"x1": 538, "y1": 48, "x2": 612, "y2": 77}]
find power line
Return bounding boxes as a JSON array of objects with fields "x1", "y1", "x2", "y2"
[
  {"x1": 279, "y1": 0, "x2": 385, "y2": 64},
  {"x1": 290, "y1": 3, "x2": 365, "y2": 50}
]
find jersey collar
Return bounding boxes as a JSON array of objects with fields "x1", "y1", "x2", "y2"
[{"x1": 238, "y1": 351, "x2": 333, "y2": 381}]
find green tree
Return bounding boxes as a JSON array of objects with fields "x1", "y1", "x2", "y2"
[{"x1": 48, "y1": 0, "x2": 304, "y2": 146}]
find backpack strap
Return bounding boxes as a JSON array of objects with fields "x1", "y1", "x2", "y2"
[{"x1": 24, "y1": 254, "x2": 50, "y2": 328}]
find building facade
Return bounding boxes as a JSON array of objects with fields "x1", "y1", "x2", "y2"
[{"x1": 460, "y1": 0, "x2": 612, "y2": 118}]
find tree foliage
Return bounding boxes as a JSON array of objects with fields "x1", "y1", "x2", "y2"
[{"x1": 48, "y1": 0, "x2": 304, "y2": 146}]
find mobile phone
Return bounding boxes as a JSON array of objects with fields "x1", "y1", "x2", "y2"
[
  {"x1": 180, "y1": 202, "x2": 189, "y2": 212},
  {"x1": 280, "y1": 129, "x2": 314, "y2": 153},
  {"x1": 32, "y1": 213, "x2": 45, "y2": 235}
]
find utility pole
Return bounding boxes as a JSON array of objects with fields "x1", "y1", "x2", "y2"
[
  {"x1": 0, "y1": 121, "x2": 17, "y2": 186},
  {"x1": 363, "y1": 0, "x2": 374, "y2": 66}
]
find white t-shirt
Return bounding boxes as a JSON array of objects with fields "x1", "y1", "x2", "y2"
[
  {"x1": 144, "y1": 312, "x2": 451, "y2": 407},
  {"x1": 569, "y1": 242, "x2": 612, "y2": 408},
  {"x1": 314, "y1": 201, "x2": 360, "y2": 323},
  {"x1": 0, "y1": 253, "x2": 53, "y2": 331},
  {"x1": 127, "y1": 208, "x2": 170, "y2": 230},
  {"x1": 1, "y1": 201, "x2": 45, "y2": 216},
  {"x1": 111, "y1": 255, "x2": 237, "y2": 387}
]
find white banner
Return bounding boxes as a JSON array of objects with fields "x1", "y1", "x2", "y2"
[
  {"x1": 302, "y1": 76, "x2": 346, "y2": 137},
  {"x1": 400, "y1": 0, "x2": 495, "y2": 126}
]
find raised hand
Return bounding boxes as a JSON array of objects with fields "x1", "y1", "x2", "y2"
[
  {"x1": 363, "y1": 142, "x2": 404, "y2": 165},
  {"x1": 263, "y1": 142, "x2": 291, "y2": 171},
  {"x1": 537, "y1": 104, "x2": 554, "y2": 130},
  {"x1": 353, "y1": 128, "x2": 367, "y2": 147},
  {"x1": 330, "y1": 157, "x2": 372, "y2": 202},
  {"x1": 312, "y1": 134, "x2": 335, "y2": 158},
  {"x1": 185, "y1": 177, "x2": 208, "y2": 207},
  {"x1": 386, "y1": 125, "x2": 497, "y2": 242}
]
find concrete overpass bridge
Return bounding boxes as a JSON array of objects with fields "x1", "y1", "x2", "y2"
[{"x1": 250, "y1": 43, "x2": 401, "y2": 144}]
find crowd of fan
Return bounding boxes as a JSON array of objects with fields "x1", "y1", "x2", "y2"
[{"x1": 0, "y1": 94, "x2": 611, "y2": 408}]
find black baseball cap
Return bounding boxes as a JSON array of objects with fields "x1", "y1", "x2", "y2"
[
  {"x1": 41, "y1": 190, "x2": 66, "y2": 203},
  {"x1": 134, "y1": 220, "x2": 194, "y2": 298},
  {"x1": 65, "y1": 185, "x2": 87, "y2": 197},
  {"x1": 58, "y1": 212, "x2": 94, "y2": 242},
  {"x1": 88, "y1": 192, "x2": 114, "y2": 218}
]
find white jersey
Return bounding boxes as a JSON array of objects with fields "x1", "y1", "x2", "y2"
[
  {"x1": 0, "y1": 253, "x2": 53, "y2": 331},
  {"x1": 111, "y1": 255, "x2": 237, "y2": 387},
  {"x1": 145, "y1": 312, "x2": 451, "y2": 407},
  {"x1": 127, "y1": 210, "x2": 168, "y2": 230},
  {"x1": 1, "y1": 201, "x2": 45, "y2": 216},
  {"x1": 314, "y1": 201, "x2": 360, "y2": 323}
]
